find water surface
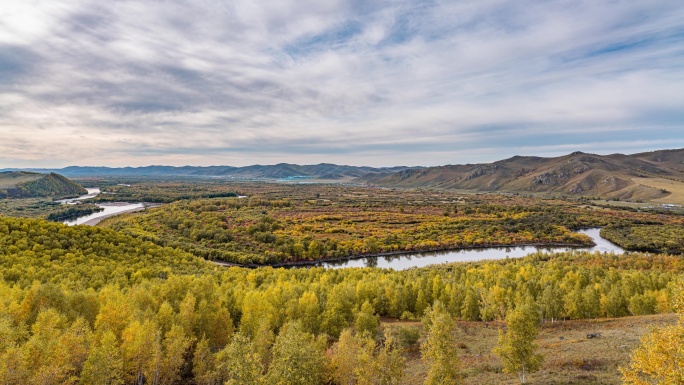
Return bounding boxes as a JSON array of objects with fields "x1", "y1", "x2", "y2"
[
  {"x1": 63, "y1": 203, "x2": 145, "y2": 226},
  {"x1": 61, "y1": 188, "x2": 144, "y2": 226},
  {"x1": 312, "y1": 228, "x2": 624, "y2": 270}
]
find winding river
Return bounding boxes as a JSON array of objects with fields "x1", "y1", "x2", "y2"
[
  {"x1": 61, "y1": 189, "x2": 625, "y2": 270},
  {"x1": 308, "y1": 228, "x2": 624, "y2": 270},
  {"x1": 60, "y1": 188, "x2": 145, "y2": 226}
]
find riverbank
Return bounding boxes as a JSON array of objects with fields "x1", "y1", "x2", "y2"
[
  {"x1": 269, "y1": 241, "x2": 593, "y2": 268},
  {"x1": 209, "y1": 242, "x2": 600, "y2": 270}
]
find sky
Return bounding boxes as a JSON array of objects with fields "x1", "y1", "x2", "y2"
[{"x1": 1, "y1": 0, "x2": 683, "y2": 168}]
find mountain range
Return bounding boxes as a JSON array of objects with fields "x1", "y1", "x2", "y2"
[
  {"x1": 360, "y1": 148, "x2": 684, "y2": 202},
  {"x1": 3, "y1": 148, "x2": 683, "y2": 202},
  {"x1": 1, "y1": 164, "x2": 416, "y2": 180}
]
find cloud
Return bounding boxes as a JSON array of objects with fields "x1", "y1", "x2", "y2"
[{"x1": 0, "y1": 0, "x2": 683, "y2": 167}]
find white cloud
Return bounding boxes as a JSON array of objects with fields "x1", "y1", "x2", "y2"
[{"x1": 0, "y1": 0, "x2": 683, "y2": 167}]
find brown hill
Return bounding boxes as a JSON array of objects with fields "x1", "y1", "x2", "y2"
[{"x1": 360, "y1": 149, "x2": 684, "y2": 202}]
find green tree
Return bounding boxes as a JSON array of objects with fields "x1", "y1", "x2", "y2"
[
  {"x1": 265, "y1": 322, "x2": 325, "y2": 385},
  {"x1": 539, "y1": 284, "x2": 563, "y2": 322},
  {"x1": 355, "y1": 300, "x2": 380, "y2": 338},
  {"x1": 297, "y1": 291, "x2": 321, "y2": 335},
  {"x1": 356, "y1": 336, "x2": 404, "y2": 385},
  {"x1": 493, "y1": 301, "x2": 543, "y2": 384},
  {"x1": 601, "y1": 284, "x2": 628, "y2": 318},
  {"x1": 322, "y1": 284, "x2": 355, "y2": 338},
  {"x1": 421, "y1": 307, "x2": 461, "y2": 385}
]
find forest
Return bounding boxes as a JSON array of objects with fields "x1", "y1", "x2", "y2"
[
  {"x1": 0, "y1": 212, "x2": 682, "y2": 383},
  {"x1": 1, "y1": 181, "x2": 683, "y2": 384}
]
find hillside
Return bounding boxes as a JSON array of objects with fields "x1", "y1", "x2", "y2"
[
  {"x1": 0, "y1": 171, "x2": 87, "y2": 199},
  {"x1": 360, "y1": 149, "x2": 684, "y2": 202}
]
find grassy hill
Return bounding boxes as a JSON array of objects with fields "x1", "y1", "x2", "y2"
[
  {"x1": 0, "y1": 171, "x2": 87, "y2": 199},
  {"x1": 360, "y1": 149, "x2": 684, "y2": 203}
]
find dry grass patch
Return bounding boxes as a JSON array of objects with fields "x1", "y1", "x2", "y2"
[
  {"x1": 395, "y1": 313, "x2": 678, "y2": 385},
  {"x1": 632, "y1": 177, "x2": 684, "y2": 204}
]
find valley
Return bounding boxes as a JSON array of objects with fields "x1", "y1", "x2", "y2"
[{"x1": 0, "y1": 154, "x2": 683, "y2": 384}]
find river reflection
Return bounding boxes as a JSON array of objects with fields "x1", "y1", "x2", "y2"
[{"x1": 309, "y1": 228, "x2": 624, "y2": 270}]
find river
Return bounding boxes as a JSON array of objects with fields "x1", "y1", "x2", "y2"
[
  {"x1": 60, "y1": 188, "x2": 145, "y2": 226},
  {"x1": 306, "y1": 228, "x2": 624, "y2": 270},
  {"x1": 61, "y1": 190, "x2": 625, "y2": 269}
]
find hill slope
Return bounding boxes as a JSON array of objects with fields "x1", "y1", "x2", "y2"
[
  {"x1": 0, "y1": 171, "x2": 87, "y2": 199},
  {"x1": 360, "y1": 149, "x2": 684, "y2": 202}
]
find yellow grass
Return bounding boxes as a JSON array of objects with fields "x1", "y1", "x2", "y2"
[{"x1": 632, "y1": 177, "x2": 684, "y2": 204}]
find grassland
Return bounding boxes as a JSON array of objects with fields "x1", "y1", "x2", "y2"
[
  {"x1": 632, "y1": 177, "x2": 684, "y2": 204},
  {"x1": 393, "y1": 313, "x2": 679, "y2": 385}
]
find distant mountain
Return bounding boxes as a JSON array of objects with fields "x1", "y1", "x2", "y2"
[
  {"x1": 358, "y1": 149, "x2": 684, "y2": 202},
  {"x1": 1, "y1": 164, "x2": 419, "y2": 180},
  {"x1": 0, "y1": 172, "x2": 87, "y2": 199},
  {"x1": 4, "y1": 148, "x2": 683, "y2": 202}
]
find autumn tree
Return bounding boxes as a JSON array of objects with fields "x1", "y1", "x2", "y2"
[
  {"x1": 493, "y1": 300, "x2": 543, "y2": 384},
  {"x1": 621, "y1": 318, "x2": 684, "y2": 384},
  {"x1": 121, "y1": 319, "x2": 157, "y2": 385},
  {"x1": 81, "y1": 330, "x2": 124, "y2": 385},
  {"x1": 265, "y1": 322, "x2": 325, "y2": 385},
  {"x1": 356, "y1": 336, "x2": 404, "y2": 385},
  {"x1": 154, "y1": 324, "x2": 192, "y2": 385},
  {"x1": 421, "y1": 300, "x2": 461, "y2": 385},
  {"x1": 621, "y1": 281, "x2": 684, "y2": 384},
  {"x1": 330, "y1": 329, "x2": 361, "y2": 385},
  {"x1": 192, "y1": 337, "x2": 218, "y2": 385},
  {"x1": 217, "y1": 332, "x2": 264, "y2": 385}
]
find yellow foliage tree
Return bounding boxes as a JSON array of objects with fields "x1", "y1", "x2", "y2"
[
  {"x1": 622, "y1": 281, "x2": 684, "y2": 384},
  {"x1": 621, "y1": 319, "x2": 684, "y2": 384}
]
